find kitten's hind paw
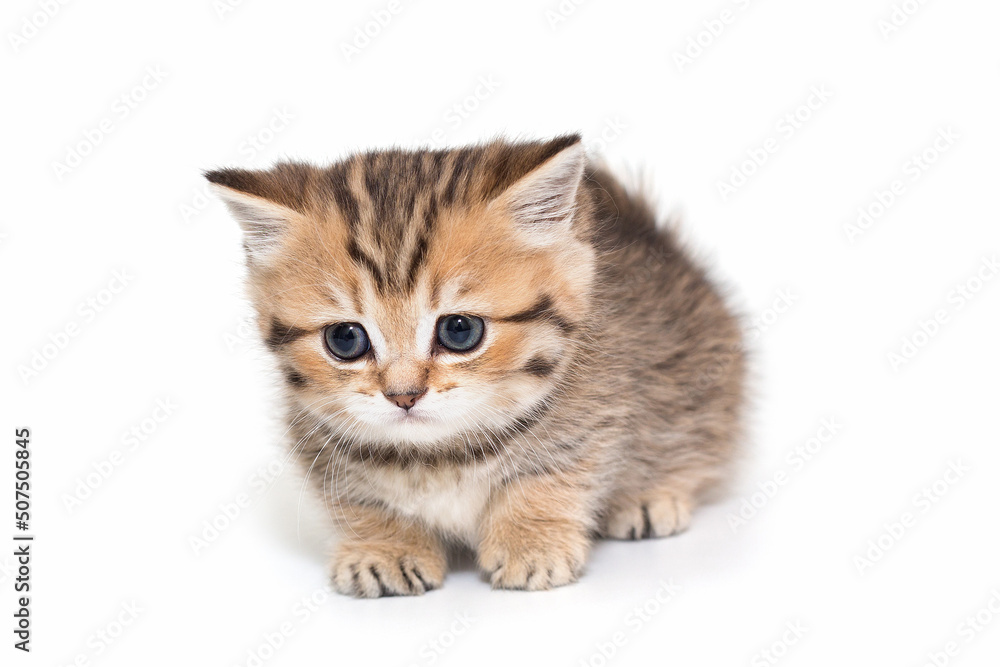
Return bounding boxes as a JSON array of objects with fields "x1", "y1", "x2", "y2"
[
  {"x1": 600, "y1": 492, "x2": 693, "y2": 540},
  {"x1": 330, "y1": 542, "x2": 445, "y2": 598}
]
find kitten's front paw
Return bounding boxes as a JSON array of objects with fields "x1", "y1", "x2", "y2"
[
  {"x1": 330, "y1": 541, "x2": 445, "y2": 598},
  {"x1": 479, "y1": 522, "x2": 589, "y2": 591},
  {"x1": 600, "y1": 491, "x2": 693, "y2": 540}
]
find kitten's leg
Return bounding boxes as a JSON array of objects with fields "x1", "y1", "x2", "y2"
[
  {"x1": 478, "y1": 472, "x2": 593, "y2": 591},
  {"x1": 329, "y1": 503, "x2": 446, "y2": 598}
]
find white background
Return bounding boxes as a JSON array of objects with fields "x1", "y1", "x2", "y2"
[{"x1": 4, "y1": 0, "x2": 1000, "y2": 665}]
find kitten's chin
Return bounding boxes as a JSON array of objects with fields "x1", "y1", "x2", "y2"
[{"x1": 348, "y1": 408, "x2": 467, "y2": 445}]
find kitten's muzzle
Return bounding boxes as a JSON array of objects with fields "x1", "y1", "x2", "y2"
[{"x1": 383, "y1": 388, "x2": 427, "y2": 412}]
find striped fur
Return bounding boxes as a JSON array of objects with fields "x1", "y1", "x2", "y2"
[{"x1": 207, "y1": 135, "x2": 745, "y2": 596}]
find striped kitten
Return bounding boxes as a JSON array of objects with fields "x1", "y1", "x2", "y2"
[{"x1": 207, "y1": 134, "x2": 745, "y2": 597}]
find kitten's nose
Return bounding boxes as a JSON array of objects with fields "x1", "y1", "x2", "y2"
[{"x1": 383, "y1": 389, "x2": 426, "y2": 411}]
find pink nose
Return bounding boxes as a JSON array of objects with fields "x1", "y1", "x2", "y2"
[{"x1": 383, "y1": 389, "x2": 426, "y2": 411}]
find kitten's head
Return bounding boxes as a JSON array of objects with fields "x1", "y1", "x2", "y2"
[{"x1": 207, "y1": 135, "x2": 596, "y2": 447}]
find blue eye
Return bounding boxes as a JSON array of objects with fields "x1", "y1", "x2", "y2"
[
  {"x1": 436, "y1": 314, "x2": 484, "y2": 352},
  {"x1": 324, "y1": 323, "x2": 370, "y2": 360}
]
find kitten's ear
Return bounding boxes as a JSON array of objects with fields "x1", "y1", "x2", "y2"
[
  {"x1": 490, "y1": 137, "x2": 585, "y2": 244},
  {"x1": 204, "y1": 166, "x2": 305, "y2": 263}
]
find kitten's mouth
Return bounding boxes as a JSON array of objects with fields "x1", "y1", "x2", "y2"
[
  {"x1": 338, "y1": 401, "x2": 468, "y2": 444},
  {"x1": 391, "y1": 409, "x2": 431, "y2": 424}
]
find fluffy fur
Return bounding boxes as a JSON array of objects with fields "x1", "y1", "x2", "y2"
[{"x1": 207, "y1": 134, "x2": 745, "y2": 597}]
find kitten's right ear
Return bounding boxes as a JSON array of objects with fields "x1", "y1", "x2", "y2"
[
  {"x1": 488, "y1": 136, "x2": 585, "y2": 246},
  {"x1": 204, "y1": 167, "x2": 301, "y2": 263}
]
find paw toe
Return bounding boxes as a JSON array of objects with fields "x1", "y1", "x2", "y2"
[
  {"x1": 490, "y1": 556, "x2": 579, "y2": 591},
  {"x1": 602, "y1": 493, "x2": 693, "y2": 540},
  {"x1": 648, "y1": 494, "x2": 692, "y2": 537},
  {"x1": 331, "y1": 544, "x2": 445, "y2": 598},
  {"x1": 602, "y1": 504, "x2": 645, "y2": 540}
]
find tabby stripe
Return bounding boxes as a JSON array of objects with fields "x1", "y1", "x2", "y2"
[
  {"x1": 266, "y1": 317, "x2": 310, "y2": 350},
  {"x1": 412, "y1": 152, "x2": 432, "y2": 191},
  {"x1": 496, "y1": 295, "x2": 576, "y2": 333},
  {"x1": 402, "y1": 195, "x2": 438, "y2": 290},
  {"x1": 348, "y1": 239, "x2": 387, "y2": 290},
  {"x1": 347, "y1": 441, "x2": 502, "y2": 467},
  {"x1": 492, "y1": 401, "x2": 555, "y2": 445},
  {"x1": 326, "y1": 168, "x2": 360, "y2": 228},
  {"x1": 522, "y1": 356, "x2": 557, "y2": 377},
  {"x1": 403, "y1": 190, "x2": 416, "y2": 221},
  {"x1": 403, "y1": 232, "x2": 429, "y2": 291},
  {"x1": 283, "y1": 366, "x2": 308, "y2": 387},
  {"x1": 430, "y1": 151, "x2": 447, "y2": 182},
  {"x1": 423, "y1": 192, "x2": 439, "y2": 231},
  {"x1": 442, "y1": 148, "x2": 474, "y2": 205},
  {"x1": 364, "y1": 159, "x2": 391, "y2": 222},
  {"x1": 480, "y1": 148, "x2": 515, "y2": 201}
]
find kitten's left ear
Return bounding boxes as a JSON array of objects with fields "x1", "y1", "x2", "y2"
[
  {"x1": 205, "y1": 165, "x2": 307, "y2": 263},
  {"x1": 489, "y1": 136, "x2": 585, "y2": 244}
]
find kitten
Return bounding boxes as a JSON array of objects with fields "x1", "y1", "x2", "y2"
[{"x1": 206, "y1": 134, "x2": 745, "y2": 597}]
